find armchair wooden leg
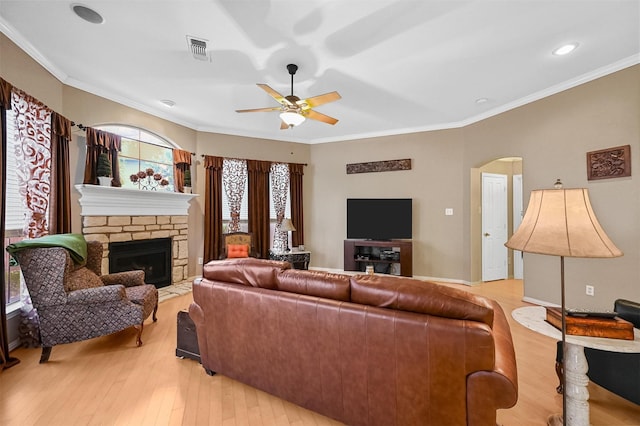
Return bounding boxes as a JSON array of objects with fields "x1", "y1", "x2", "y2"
[
  {"x1": 135, "y1": 323, "x2": 144, "y2": 347},
  {"x1": 152, "y1": 301, "x2": 158, "y2": 322},
  {"x1": 39, "y1": 346, "x2": 52, "y2": 363}
]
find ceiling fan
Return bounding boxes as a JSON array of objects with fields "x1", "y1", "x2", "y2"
[{"x1": 236, "y1": 64, "x2": 341, "y2": 129}]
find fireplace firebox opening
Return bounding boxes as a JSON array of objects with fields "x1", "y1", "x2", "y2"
[{"x1": 109, "y1": 238, "x2": 172, "y2": 288}]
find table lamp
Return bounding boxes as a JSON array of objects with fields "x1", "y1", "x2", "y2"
[
  {"x1": 280, "y1": 218, "x2": 296, "y2": 252},
  {"x1": 505, "y1": 181, "x2": 622, "y2": 426}
]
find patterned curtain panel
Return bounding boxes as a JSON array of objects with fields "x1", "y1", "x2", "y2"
[
  {"x1": 222, "y1": 158, "x2": 247, "y2": 233},
  {"x1": 82, "y1": 127, "x2": 121, "y2": 185},
  {"x1": 172, "y1": 148, "x2": 192, "y2": 193},
  {"x1": 12, "y1": 89, "x2": 52, "y2": 239},
  {"x1": 203, "y1": 155, "x2": 223, "y2": 262},
  {"x1": 289, "y1": 163, "x2": 305, "y2": 247},
  {"x1": 270, "y1": 162, "x2": 289, "y2": 252}
]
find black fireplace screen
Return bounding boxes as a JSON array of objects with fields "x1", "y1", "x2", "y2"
[{"x1": 109, "y1": 238, "x2": 172, "y2": 288}]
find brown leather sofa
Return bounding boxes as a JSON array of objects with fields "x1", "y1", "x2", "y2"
[{"x1": 190, "y1": 258, "x2": 518, "y2": 426}]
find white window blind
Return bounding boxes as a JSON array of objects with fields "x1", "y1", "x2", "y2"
[{"x1": 5, "y1": 108, "x2": 26, "y2": 232}]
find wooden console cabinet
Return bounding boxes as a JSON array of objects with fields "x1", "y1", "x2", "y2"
[{"x1": 344, "y1": 239, "x2": 412, "y2": 277}]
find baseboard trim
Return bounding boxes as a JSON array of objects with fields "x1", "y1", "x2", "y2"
[{"x1": 522, "y1": 296, "x2": 558, "y2": 307}]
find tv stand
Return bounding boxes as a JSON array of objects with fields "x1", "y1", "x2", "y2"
[{"x1": 344, "y1": 239, "x2": 412, "y2": 277}]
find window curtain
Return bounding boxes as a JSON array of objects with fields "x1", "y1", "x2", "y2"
[
  {"x1": 173, "y1": 149, "x2": 192, "y2": 193},
  {"x1": 49, "y1": 112, "x2": 72, "y2": 234},
  {"x1": 82, "y1": 127, "x2": 121, "y2": 186},
  {"x1": 203, "y1": 155, "x2": 223, "y2": 263},
  {"x1": 12, "y1": 89, "x2": 52, "y2": 239},
  {"x1": 247, "y1": 160, "x2": 271, "y2": 258},
  {"x1": 270, "y1": 162, "x2": 290, "y2": 252},
  {"x1": 222, "y1": 158, "x2": 247, "y2": 233},
  {"x1": 11, "y1": 88, "x2": 52, "y2": 348},
  {"x1": 289, "y1": 163, "x2": 305, "y2": 247},
  {"x1": 0, "y1": 77, "x2": 20, "y2": 372}
]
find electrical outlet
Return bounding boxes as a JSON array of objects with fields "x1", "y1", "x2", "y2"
[
  {"x1": 197, "y1": 257, "x2": 203, "y2": 265},
  {"x1": 586, "y1": 285, "x2": 595, "y2": 296},
  {"x1": 445, "y1": 208, "x2": 454, "y2": 216}
]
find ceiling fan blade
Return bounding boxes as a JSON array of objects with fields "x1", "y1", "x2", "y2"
[
  {"x1": 236, "y1": 106, "x2": 282, "y2": 113},
  {"x1": 304, "y1": 109, "x2": 339, "y2": 125},
  {"x1": 302, "y1": 91, "x2": 342, "y2": 109},
  {"x1": 280, "y1": 120, "x2": 290, "y2": 130},
  {"x1": 257, "y1": 84, "x2": 293, "y2": 105}
]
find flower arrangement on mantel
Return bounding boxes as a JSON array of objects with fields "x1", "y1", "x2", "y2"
[{"x1": 130, "y1": 168, "x2": 169, "y2": 191}]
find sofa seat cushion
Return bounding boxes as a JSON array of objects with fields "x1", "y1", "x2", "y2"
[
  {"x1": 203, "y1": 258, "x2": 290, "y2": 288},
  {"x1": 351, "y1": 275, "x2": 494, "y2": 326},
  {"x1": 276, "y1": 269, "x2": 351, "y2": 302}
]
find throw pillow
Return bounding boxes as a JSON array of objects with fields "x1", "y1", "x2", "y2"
[
  {"x1": 227, "y1": 244, "x2": 249, "y2": 258},
  {"x1": 65, "y1": 267, "x2": 104, "y2": 292}
]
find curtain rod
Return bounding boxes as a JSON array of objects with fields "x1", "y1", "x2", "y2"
[
  {"x1": 200, "y1": 154, "x2": 307, "y2": 166},
  {"x1": 71, "y1": 122, "x2": 195, "y2": 155}
]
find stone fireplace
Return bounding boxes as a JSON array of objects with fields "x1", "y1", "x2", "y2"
[{"x1": 75, "y1": 184, "x2": 197, "y2": 285}]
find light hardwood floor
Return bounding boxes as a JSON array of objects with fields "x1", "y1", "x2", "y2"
[{"x1": 1, "y1": 279, "x2": 638, "y2": 425}]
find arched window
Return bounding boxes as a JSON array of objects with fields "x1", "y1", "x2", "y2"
[{"x1": 95, "y1": 125, "x2": 176, "y2": 191}]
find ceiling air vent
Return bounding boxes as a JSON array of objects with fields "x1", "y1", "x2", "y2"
[{"x1": 186, "y1": 36, "x2": 210, "y2": 61}]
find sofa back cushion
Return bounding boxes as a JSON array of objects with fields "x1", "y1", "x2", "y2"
[
  {"x1": 276, "y1": 269, "x2": 351, "y2": 302},
  {"x1": 65, "y1": 267, "x2": 104, "y2": 292},
  {"x1": 203, "y1": 258, "x2": 290, "y2": 288},
  {"x1": 350, "y1": 275, "x2": 494, "y2": 326}
]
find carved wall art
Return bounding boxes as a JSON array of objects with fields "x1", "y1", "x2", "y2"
[
  {"x1": 346, "y1": 158, "x2": 412, "y2": 174},
  {"x1": 586, "y1": 145, "x2": 631, "y2": 180}
]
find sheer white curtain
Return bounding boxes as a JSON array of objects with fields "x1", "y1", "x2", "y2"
[
  {"x1": 270, "y1": 162, "x2": 289, "y2": 252},
  {"x1": 222, "y1": 158, "x2": 247, "y2": 232}
]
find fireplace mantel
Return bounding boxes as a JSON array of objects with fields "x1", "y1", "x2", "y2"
[{"x1": 75, "y1": 184, "x2": 197, "y2": 216}]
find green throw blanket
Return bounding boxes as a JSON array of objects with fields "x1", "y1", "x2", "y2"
[{"x1": 6, "y1": 233, "x2": 88, "y2": 265}]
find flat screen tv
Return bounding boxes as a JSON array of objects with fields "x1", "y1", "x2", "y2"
[{"x1": 347, "y1": 198, "x2": 412, "y2": 240}]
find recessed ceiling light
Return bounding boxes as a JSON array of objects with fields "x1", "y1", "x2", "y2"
[
  {"x1": 475, "y1": 97, "x2": 489, "y2": 104},
  {"x1": 71, "y1": 4, "x2": 104, "y2": 24},
  {"x1": 552, "y1": 42, "x2": 579, "y2": 56},
  {"x1": 160, "y1": 100, "x2": 176, "y2": 108}
]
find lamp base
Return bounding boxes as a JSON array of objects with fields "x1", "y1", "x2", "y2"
[{"x1": 547, "y1": 414, "x2": 563, "y2": 426}]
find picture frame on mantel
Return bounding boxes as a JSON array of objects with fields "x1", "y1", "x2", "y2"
[{"x1": 586, "y1": 145, "x2": 631, "y2": 181}]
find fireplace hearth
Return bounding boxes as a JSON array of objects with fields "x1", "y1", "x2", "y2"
[{"x1": 109, "y1": 238, "x2": 172, "y2": 288}]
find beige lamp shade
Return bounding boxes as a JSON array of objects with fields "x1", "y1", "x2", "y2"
[
  {"x1": 280, "y1": 218, "x2": 296, "y2": 232},
  {"x1": 505, "y1": 188, "x2": 622, "y2": 258}
]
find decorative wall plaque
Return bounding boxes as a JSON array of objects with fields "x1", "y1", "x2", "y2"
[
  {"x1": 586, "y1": 145, "x2": 631, "y2": 180},
  {"x1": 346, "y1": 158, "x2": 411, "y2": 174}
]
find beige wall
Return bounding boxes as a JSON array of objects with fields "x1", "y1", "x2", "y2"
[{"x1": 2, "y1": 32, "x2": 639, "y2": 310}]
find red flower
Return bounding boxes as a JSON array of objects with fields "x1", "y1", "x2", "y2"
[
  {"x1": 130, "y1": 174, "x2": 139, "y2": 183},
  {"x1": 137, "y1": 171, "x2": 147, "y2": 179},
  {"x1": 146, "y1": 168, "x2": 154, "y2": 176},
  {"x1": 153, "y1": 173, "x2": 162, "y2": 181}
]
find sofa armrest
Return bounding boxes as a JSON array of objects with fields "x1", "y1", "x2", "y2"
[
  {"x1": 67, "y1": 285, "x2": 127, "y2": 305},
  {"x1": 101, "y1": 270, "x2": 146, "y2": 287},
  {"x1": 466, "y1": 302, "x2": 518, "y2": 426}
]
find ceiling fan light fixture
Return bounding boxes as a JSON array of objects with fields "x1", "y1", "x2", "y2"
[{"x1": 280, "y1": 111, "x2": 305, "y2": 127}]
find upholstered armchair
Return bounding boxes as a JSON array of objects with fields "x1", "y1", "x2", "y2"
[
  {"x1": 220, "y1": 232, "x2": 258, "y2": 259},
  {"x1": 11, "y1": 240, "x2": 158, "y2": 363}
]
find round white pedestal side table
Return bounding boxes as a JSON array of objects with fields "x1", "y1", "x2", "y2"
[{"x1": 512, "y1": 306, "x2": 640, "y2": 426}]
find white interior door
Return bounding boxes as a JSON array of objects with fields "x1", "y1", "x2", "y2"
[
  {"x1": 482, "y1": 173, "x2": 508, "y2": 282},
  {"x1": 512, "y1": 174, "x2": 523, "y2": 279}
]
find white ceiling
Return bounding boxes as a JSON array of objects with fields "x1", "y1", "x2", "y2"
[{"x1": 1, "y1": 1, "x2": 638, "y2": 144}]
